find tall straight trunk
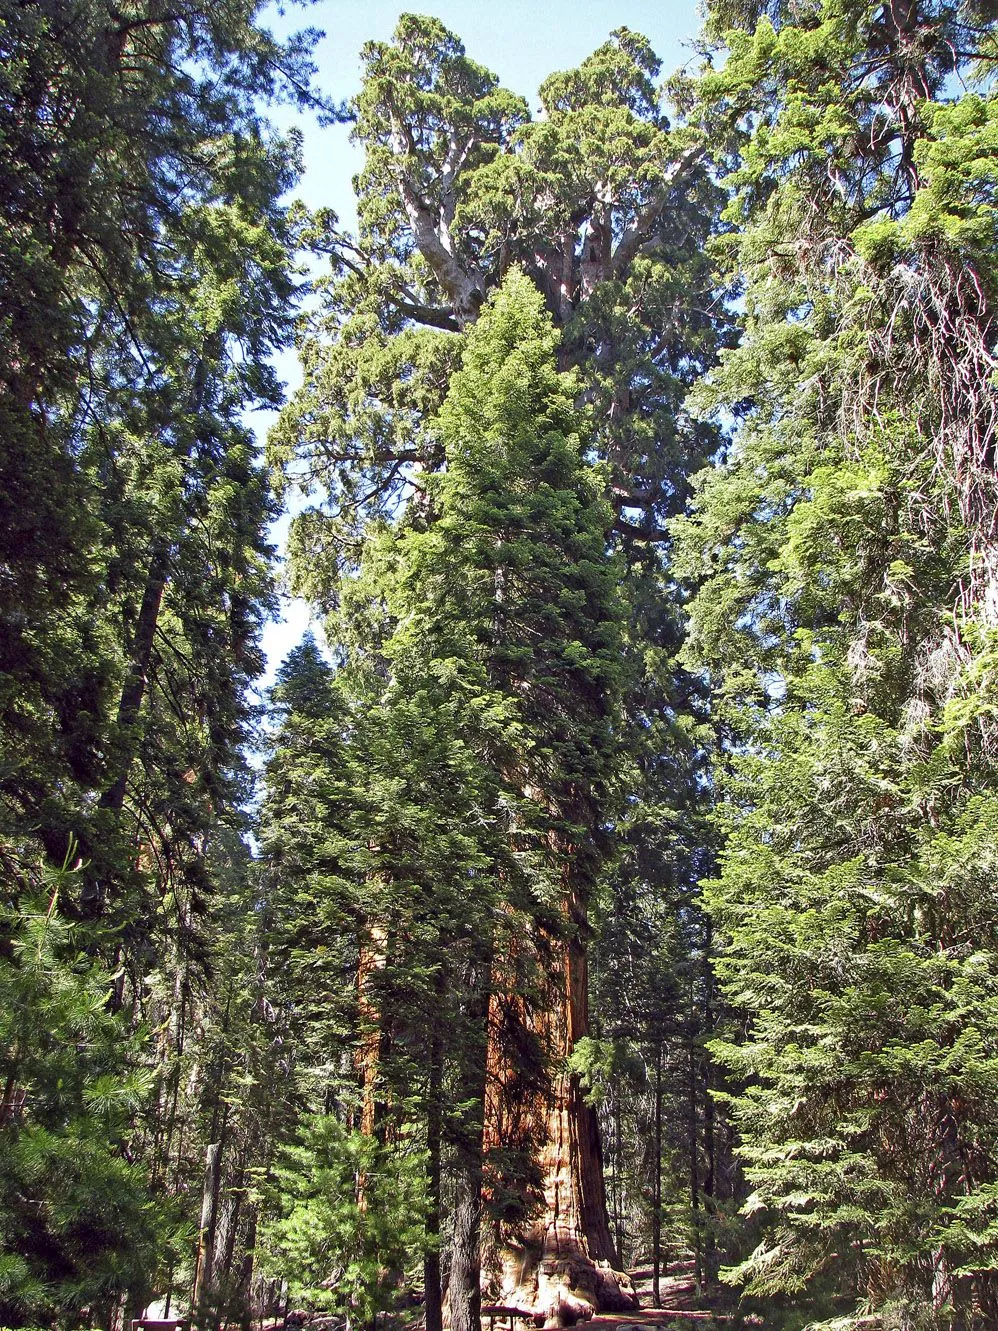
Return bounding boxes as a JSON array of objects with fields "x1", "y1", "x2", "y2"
[
  {"x1": 98, "y1": 340, "x2": 216, "y2": 830},
  {"x1": 193, "y1": 994, "x2": 233, "y2": 1317},
  {"x1": 424, "y1": 1005, "x2": 444, "y2": 1331},
  {"x1": 355, "y1": 918, "x2": 389, "y2": 1141},
  {"x1": 215, "y1": 1176, "x2": 244, "y2": 1314},
  {"x1": 613, "y1": 1084, "x2": 624, "y2": 1262},
  {"x1": 451, "y1": 1141, "x2": 485, "y2": 1331},
  {"x1": 652, "y1": 1042, "x2": 663, "y2": 1308},
  {"x1": 80, "y1": 540, "x2": 170, "y2": 917},
  {"x1": 193, "y1": 1140, "x2": 223, "y2": 1314},
  {"x1": 355, "y1": 916, "x2": 390, "y2": 1218},
  {"x1": 450, "y1": 948, "x2": 492, "y2": 1331},
  {"x1": 238, "y1": 1207, "x2": 258, "y2": 1320},
  {"x1": 702, "y1": 934, "x2": 717, "y2": 1287},
  {"x1": 687, "y1": 1026, "x2": 702, "y2": 1294},
  {"x1": 99, "y1": 542, "x2": 170, "y2": 816}
]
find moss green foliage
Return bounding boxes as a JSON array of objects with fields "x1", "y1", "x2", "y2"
[
  {"x1": 0, "y1": 861, "x2": 166, "y2": 1326},
  {"x1": 259, "y1": 1117, "x2": 429, "y2": 1322},
  {"x1": 674, "y1": 0, "x2": 998, "y2": 1324}
]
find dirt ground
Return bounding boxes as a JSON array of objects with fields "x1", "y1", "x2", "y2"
[{"x1": 589, "y1": 1263, "x2": 736, "y2": 1330}]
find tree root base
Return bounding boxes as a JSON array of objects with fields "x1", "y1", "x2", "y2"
[{"x1": 497, "y1": 1251, "x2": 639, "y2": 1326}]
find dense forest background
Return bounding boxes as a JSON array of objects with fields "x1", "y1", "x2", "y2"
[{"x1": 3, "y1": 1, "x2": 998, "y2": 1329}]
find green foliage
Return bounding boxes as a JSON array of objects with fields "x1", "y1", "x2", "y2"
[
  {"x1": 705, "y1": 685, "x2": 998, "y2": 1316},
  {"x1": 29, "y1": 2, "x2": 998, "y2": 1326},
  {"x1": 678, "y1": 0, "x2": 998, "y2": 1322},
  {"x1": 327, "y1": 268, "x2": 627, "y2": 911},
  {"x1": 260, "y1": 271, "x2": 632, "y2": 1309},
  {"x1": 273, "y1": 13, "x2": 725, "y2": 571},
  {"x1": 259, "y1": 1116, "x2": 428, "y2": 1322},
  {"x1": 0, "y1": 859, "x2": 169, "y2": 1327},
  {"x1": 0, "y1": 3, "x2": 327, "y2": 1324},
  {"x1": 0, "y1": 0, "x2": 317, "y2": 881},
  {"x1": 271, "y1": 12, "x2": 729, "y2": 1296},
  {"x1": 567, "y1": 1037, "x2": 643, "y2": 1108}
]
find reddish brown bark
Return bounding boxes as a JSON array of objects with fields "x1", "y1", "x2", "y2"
[
  {"x1": 482, "y1": 887, "x2": 638, "y2": 1324},
  {"x1": 354, "y1": 918, "x2": 389, "y2": 1214},
  {"x1": 355, "y1": 923, "x2": 385, "y2": 1140}
]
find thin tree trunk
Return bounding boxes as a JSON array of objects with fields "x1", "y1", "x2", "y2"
[
  {"x1": 98, "y1": 339, "x2": 216, "y2": 829},
  {"x1": 450, "y1": 1144, "x2": 485, "y2": 1331},
  {"x1": 449, "y1": 949, "x2": 492, "y2": 1331},
  {"x1": 355, "y1": 917, "x2": 389, "y2": 1210},
  {"x1": 239, "y1": 1207, "x2": 258, "y2": 1329},
  {"x1": 214, "y1": 1180, "x2": 242, "y2": 1323},
  {"x1": 356, "y1": 918, "x2": 388, "y2": 1138},
  {"x1": 193, "y1": 1140, "x2": 223, "y2": 1314},
  {"x1": 424, "y1": 1003, "x2": 444, "y2": 1331},
  {"x1": 79, "y1": 541, "x2": 170, "y2": 916},
  {"x1": 687, "y1": 1027, "x2": 702, "y2": 1294},
  {"x1": 613, "y1": 1083, "x2": 624, "y2": 1261},
  {"x1": 652, "y1": 1041, "x2": 663, "y2": 1309},
  {"x1": 194, "y1": 995, "x2": 232, "y2": 1318},
  {"x1": 702, "y1": 936, "x2": 717, "y2": 1288}
]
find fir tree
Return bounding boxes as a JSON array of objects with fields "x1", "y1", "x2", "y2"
[
  {"x1": 0, "y1": 859, "x2": 165, "y2": 1327},
  {"x1": 675, "y1": 0, "x2": 998, "y2": 1323},
  {"x1": 271, "y1": 272, "x2": 629, "y2": 1325}
]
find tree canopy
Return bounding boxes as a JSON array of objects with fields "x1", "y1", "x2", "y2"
[{"x1": 4, "y1": 4, "x2": 998, "y2": 1331}]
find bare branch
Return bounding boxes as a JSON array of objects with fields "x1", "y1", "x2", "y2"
[
  {"x1": 390, "y1": 297, "x2": 461, "y2": 332},
  {"x1": 610, "y1": 144, "x2": 705, "y2": 277}
]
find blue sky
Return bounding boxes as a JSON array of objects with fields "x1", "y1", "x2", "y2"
[{"x1": 257, "y1": 0, "x2": 705, "y2": 684}]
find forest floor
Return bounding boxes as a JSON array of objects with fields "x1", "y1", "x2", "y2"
[
  {"x1": 258, "y1": 1261, "x2": 745, "y2": 1331},
  {"x1": 592, "y1": 1263, "x2": 741, "y2": 1330}
]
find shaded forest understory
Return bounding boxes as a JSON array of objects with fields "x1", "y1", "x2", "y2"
[{"x1": 4, "y1": 3, "x2": 998, "y2": 1330}]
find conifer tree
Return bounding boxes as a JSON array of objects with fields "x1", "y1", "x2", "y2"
[
  {"x1": 272, "y1": 22, "x2": 726, "y2": 1311},
  {"x1": 402, "y1": 271, "x2": 627, "y2": 1322},
  {"x1": 0, "y1": 5, "x2": 326, "y2": 1322},
  {"x1": 676, "y1": 0, "x2": 998, "y2": 1324},
  {"x1": 0, "y1": 860, "x2": 165, "y2": 1327},
  {"x1": 269, "y1": 273, "x2": 630, "y2": 1322},
  {"x1": 0, "y1": 0, "x2": 323, "y2": 889}
]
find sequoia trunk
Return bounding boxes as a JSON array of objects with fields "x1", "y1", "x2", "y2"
[{"x1": 483, "y1": 883, "x2": 637, "y2": 1323}]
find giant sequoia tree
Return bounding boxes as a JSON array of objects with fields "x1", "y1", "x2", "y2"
[
  {"x1": 271, "y1": 18, "x2": 724, "y2": 1315},
  {"x1": 411, "y1": 274, "x2": 627, "y2": 1322},
  {"x1": 267, "y1": 273, "x2": 631, "y2": 1321},
  {"x1": 270, "y1": 12, "x2": 729, "y2": 1309},
  {"x1": 274, "y1": 18, "x2": 721, "y2": 559}
]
